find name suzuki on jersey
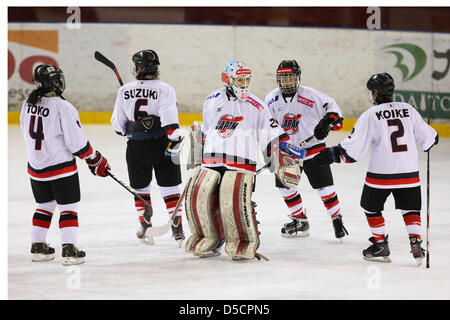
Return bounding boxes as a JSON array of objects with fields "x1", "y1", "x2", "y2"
[
  {"x1": 124, "y1": 88, "x2": 158, "y2": 100},
  {"x1": 375, "y1": 108, "x2": 410, "y2": 120},
  {"x1": 26, "y1": 103, "x2": 50, "y2": 117}
]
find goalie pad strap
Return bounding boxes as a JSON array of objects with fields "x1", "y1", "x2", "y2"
[{"x1": 232, "y1": 173, "x2": 246, "y2": 254}]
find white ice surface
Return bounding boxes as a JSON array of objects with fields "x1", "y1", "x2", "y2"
[{"x1": 8, "y1": 125, "x2": 450, "y2": 300}]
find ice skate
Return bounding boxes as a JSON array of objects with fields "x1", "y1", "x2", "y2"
[
  {"x1": 171, "y1": 215, "x2": 185, "y2": 248},
  {"x1": 31, "y1": 242, "x2": 55, "y2": 262},
  {"x1": 281, "y1": 213, "x2": 309, "y2": 237},
  {"x1": 62, "y1": 244, "x2": 86, "y2": 266},
  {"x1": 362, "y1": 235, "x2": 391, "y2": 263},
  {"x1": 137, "y1": 220, "x2": 154, "y2": 245},
  {"x1": 332, "y1": 215, "x2": 348, "y2": 241},
  {"x1": 409, "y1": 235, "x2": 425, "y2": 266}
]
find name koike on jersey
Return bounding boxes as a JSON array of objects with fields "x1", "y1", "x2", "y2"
[{"x1": 375, "y1": 108, "x2": 409, "y2": 120}]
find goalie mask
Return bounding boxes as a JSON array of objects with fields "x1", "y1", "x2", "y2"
[
  {"x1": 277, "y1": 60, "x2": 301, "y2": 95},
  {"x1": 222, "y1": 60, "x2": 252, "y2": 101},
  {"x1": 33, "y1": 64, "x2": 66, "y2": 96}
]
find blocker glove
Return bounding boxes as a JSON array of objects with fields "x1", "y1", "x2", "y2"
[
  {"x1": 85, "y1": 151, "x2": 110, "y2": 177},
  {"x1": 314, "y1": 112, "x2": 343, "y2": 140}
]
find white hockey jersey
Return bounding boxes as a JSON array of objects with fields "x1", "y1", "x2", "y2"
[
  {"x1": 111, "y1": 79, "x2": 180, "y2": 137},
  {"x1": 201, "y1": 88, "x2": 289, "y2": 173},
  {"x1": 338, "y1": 102, "x2": 438, "y2": 189},
  {"x1": 20, "y1": 96, "x2": 94, "y2": 181},
  {"x1": 265, "y1": 85, "x2": 343, "y2": 160}
]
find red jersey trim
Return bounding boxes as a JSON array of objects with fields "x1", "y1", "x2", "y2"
[
  {"x1": 365, "y1": 171, "x2": 420, "y2": 186},
  {"x1": 28, "y1": 160, "x2": 77, "y2": 179}
]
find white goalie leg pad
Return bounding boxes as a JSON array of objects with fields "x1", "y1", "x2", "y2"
[
  {"x1": 184, "y1": 166, "x2": 224, "y2": 256},
  {"x1": 219, "y1": 171, "x2": 260, "y2": 260}
]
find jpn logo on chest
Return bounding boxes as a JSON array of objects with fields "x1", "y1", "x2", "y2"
[
  {"x1": 281, "y1": 113, "x2": 301, "y2": 135},
  {"x1": 215, "y1": 114, "x2": 244, "y2": 138}
]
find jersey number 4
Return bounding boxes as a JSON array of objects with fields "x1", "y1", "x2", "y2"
[
  {"x1": 29, "y1": 115, "x2": 44, "y2": 150},
  {"x1": 387, "y1": 119, "x2": 408, "y2": 152}
]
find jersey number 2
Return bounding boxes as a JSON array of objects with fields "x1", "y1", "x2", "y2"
[
  {"x1": 387, "y1": 119, "x2": 407, "y2": 152},
  {"x1": 29, "y1": 115, "x2": 44, "y2": 150}
]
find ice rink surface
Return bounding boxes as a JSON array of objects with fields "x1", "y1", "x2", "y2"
[{"x1": 8, "y1": 125, "x2": 450, "y2": 300}]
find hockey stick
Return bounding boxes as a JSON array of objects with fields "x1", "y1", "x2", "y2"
[
  {"x1": 144, "y1": 178, "x2": 191, "y2": 238},
  {"x1": 106, "y1": 170, "x2": 152, "y2": 221},
  {"x1": 426, "y1": 95, "x2": 436, "y2": 269},
  {"x1": 94, "y1": 51, "x2": 124, "y2": 86},
  {"x1": 94, "y1": 53, "x2": 154, "y2": 219}
]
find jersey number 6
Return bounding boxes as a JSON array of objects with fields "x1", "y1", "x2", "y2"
[
  {"x1": 29, "y1": 115, "x2": 44, "y2": 150},
  {"x1": 134, "y1": 98, "x2": 149, "y2": 121},
  {"x1": 387, "y1": 119, "x2": 408, "y2": 152}
]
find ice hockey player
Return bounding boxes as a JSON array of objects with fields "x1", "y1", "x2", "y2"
[
  {"x1": 314, "y1": 73, "x2": 439, "y2": 265},
  {"x1": 184, "y1": 60, "x2": 303, "y2": 261},
  {"x1": 20, "y1": 64, "x2": 110, "y2": 265},
  {"x1": 265, "y1": 60, "x2": 348, "y2": 240},
  {"x1": 111, "y1": 49, "x2": 185, "y2": 246}
]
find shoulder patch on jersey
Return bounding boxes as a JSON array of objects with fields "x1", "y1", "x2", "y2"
[
  {"x1": 267, "y1": 95, "x2": 280, "y2": 107},
  {"x1": 206, "y1": 92, "x2": 221, "y2": 101},
  {"x1": 297, "y1": 95, "x2": 315, "y2": 108},
  {"x1": 246, "y1": 96, "x2": 264, "y2": 111}
]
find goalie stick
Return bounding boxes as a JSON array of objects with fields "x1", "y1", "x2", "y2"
[
  {"x1": 94, "y1": 51, "x2": 124, "y2": 86},
  {"x1": 145, "y1": 146, "x2": 282, "y2": 238}
]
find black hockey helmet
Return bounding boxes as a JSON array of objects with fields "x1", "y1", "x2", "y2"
[
  {"x1": 366, "y1": 73, "x2": 395, "y2": 105},
  {"x1": 276, "y1": 60, "x2": 301, "y2": 95},
  {"x1": 132, "y1": 49, "x2": 160, "y2": 80},
  {"x1": 33, "y1": 64, "x2": 65, "y2": 95}
]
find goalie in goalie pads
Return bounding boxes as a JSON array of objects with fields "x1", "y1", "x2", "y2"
[
  {"x1": 185, "y1": 166, "x2": 262, "y2": 260},
  {"x1": 184, "y1": 59, "x2": 303, "y2": 260}
]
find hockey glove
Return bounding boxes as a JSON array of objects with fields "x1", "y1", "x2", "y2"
[
  {"x1": 86, "y1": 151, "x2": 110, "y2": 177},
  {"x1": 314, "y1": 112, "x2": 343, "y2": 140},
  {"x1": 314, "y1": 147, "x2": 341, "y2": 166},
  {"x1": 165, "y1": 129, "x2": 185, "y2": 157}
]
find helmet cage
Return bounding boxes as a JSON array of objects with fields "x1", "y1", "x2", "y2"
[{"x1": 277, "y1": 68, "x2": 300, "y2": 95}]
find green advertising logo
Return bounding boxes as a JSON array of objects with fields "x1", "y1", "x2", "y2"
[{"x1": 382, "y1": 43, "x2": 427, "y2": 82}]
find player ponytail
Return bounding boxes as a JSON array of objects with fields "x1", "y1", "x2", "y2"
[{"x1": 26, "y1": 88, "x2": 45, "y2": 106}]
